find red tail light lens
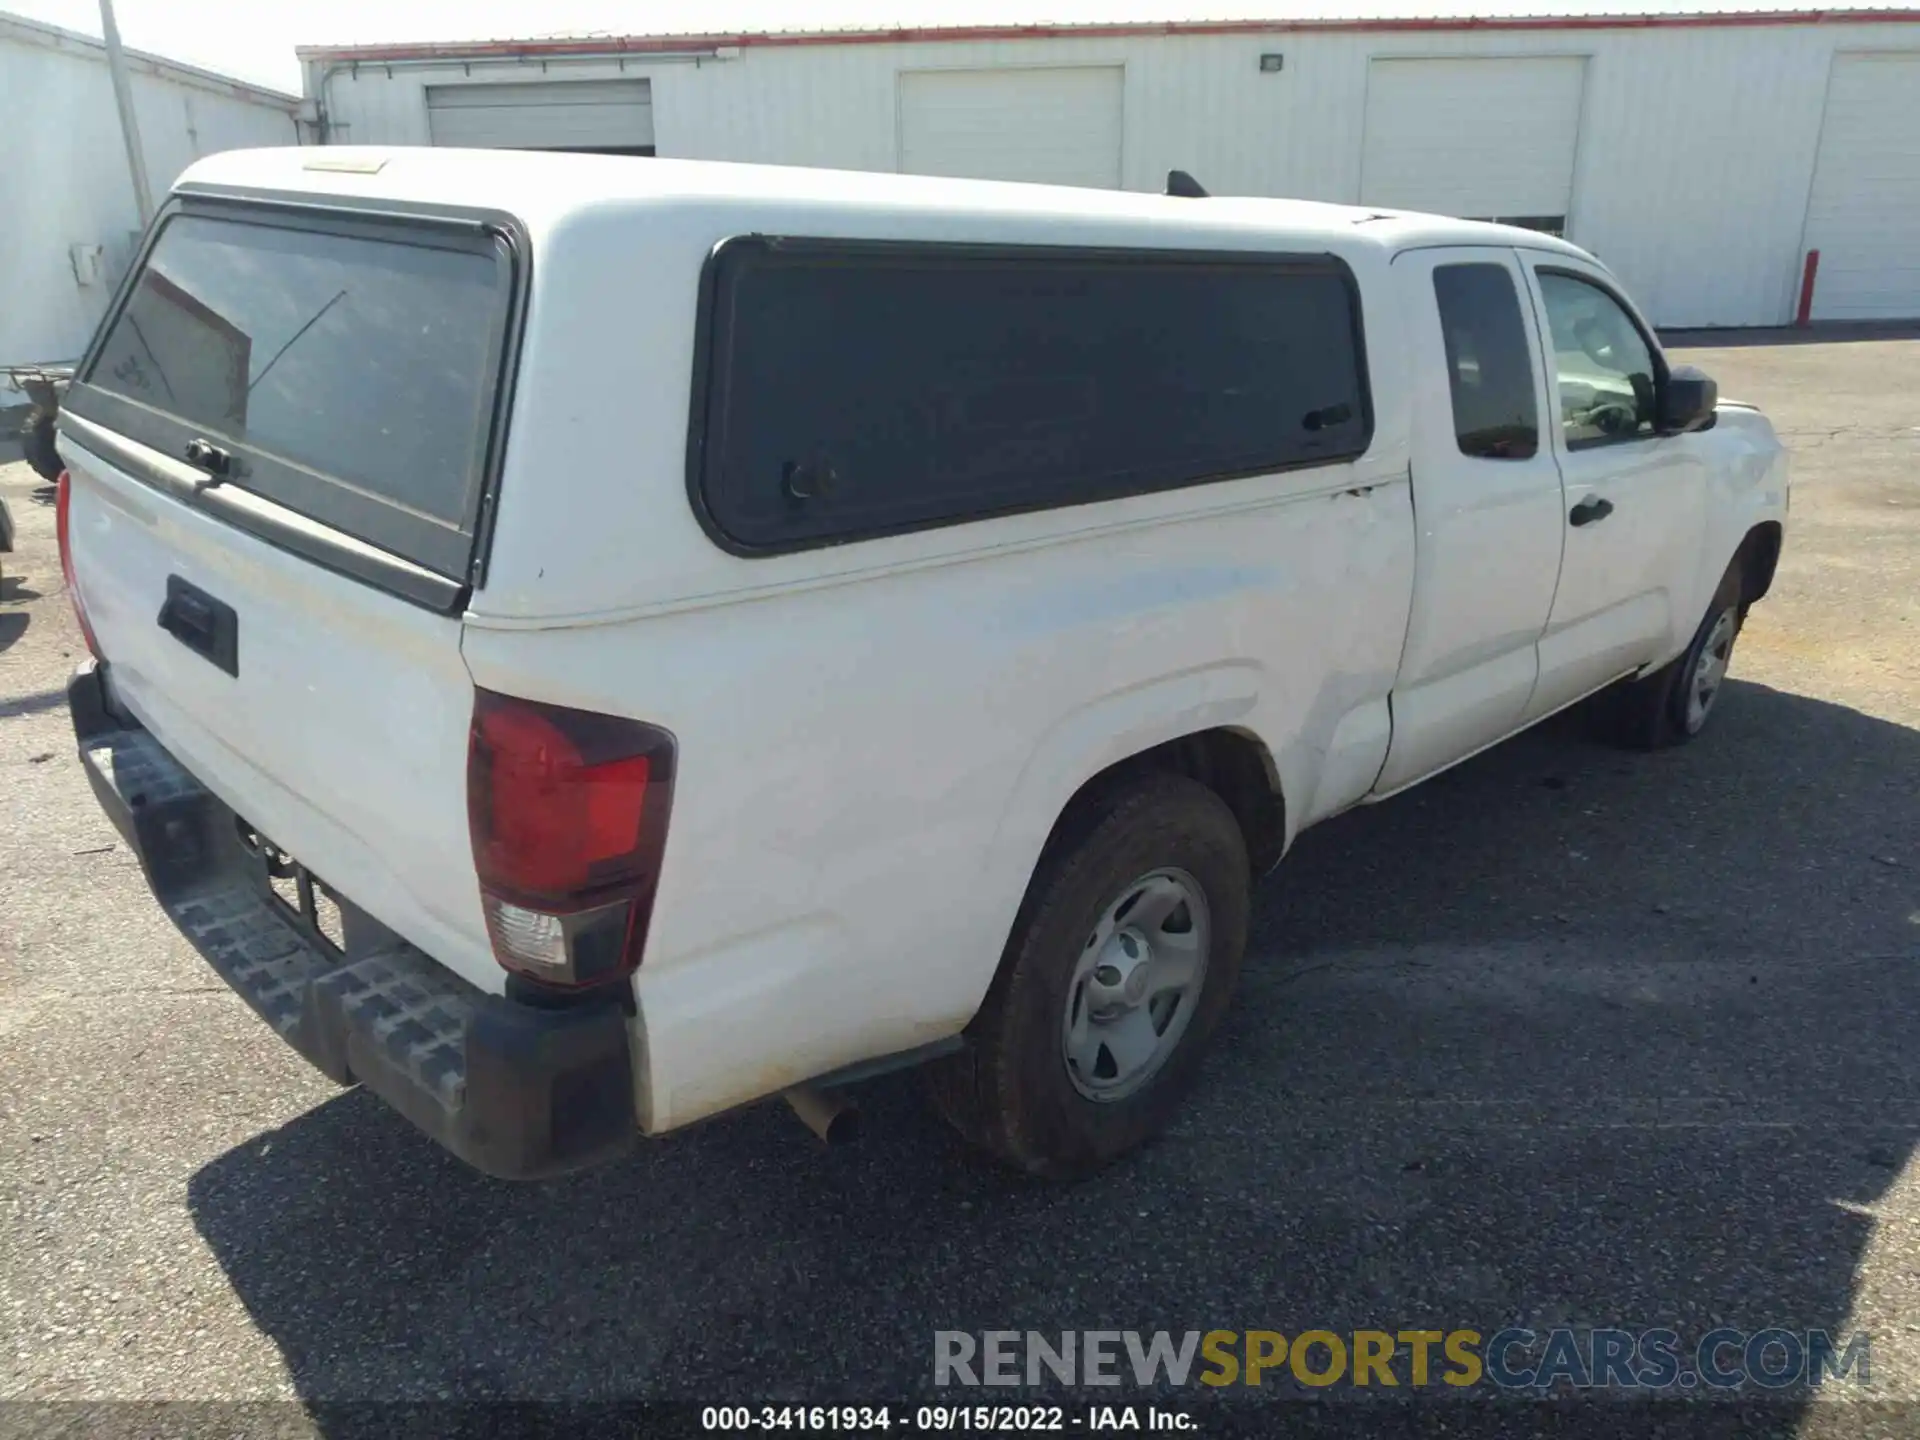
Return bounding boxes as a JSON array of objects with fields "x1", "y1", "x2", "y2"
[
  {"x1": 54, "y1": 471, "x2": 102, "y2": 660},
  {"x1": 467, "y1": 689, "x2": 676, "y2": 988}
]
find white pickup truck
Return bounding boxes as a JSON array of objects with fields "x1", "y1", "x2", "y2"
[{"x1": 58, "y1": 149, "x2": 1787, "y2": 1179}]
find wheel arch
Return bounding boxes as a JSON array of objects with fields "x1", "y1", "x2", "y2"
[
  {"x1": 1736, "y1": 521, "x2": 1783, "y2": 612},
  {"x1": 1028, "y1": 724, "x2": 1289, "y2": 887},
  {"x1": 963, "y1": 672, "x2": 1292, "y2": 1036}
]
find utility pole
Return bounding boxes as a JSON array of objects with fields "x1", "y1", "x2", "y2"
[{"x1": 99, "y1": 0, "x2": 154, "y2": 226}]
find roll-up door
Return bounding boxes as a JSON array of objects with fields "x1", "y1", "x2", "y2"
[
  {"x1": 899, "y1": 67, "x2": 1124, "y2": 189},
  {"x1": 1362, "y1": 58, "x2": 1586, "y2": 233},
  {"x1": 426, "y1": 80, "x2": 654, "y2": 155}
]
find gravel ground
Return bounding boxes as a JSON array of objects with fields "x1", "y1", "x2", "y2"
[{"x1": 1, "y1": 331, "x2": 1916, "y2": 1435}]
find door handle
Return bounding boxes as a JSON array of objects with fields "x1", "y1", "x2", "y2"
[
  {"x1": 1569, "y1": 496, "x2": 1615, "y2": 527},
  {"x1": 157, "y1": 575, "x2": 240, "y2": 676}
]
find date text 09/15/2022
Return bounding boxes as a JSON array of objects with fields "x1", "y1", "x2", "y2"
[{"x1": 701, "y1": 1405, "x2": 1191, "y2": 1432}]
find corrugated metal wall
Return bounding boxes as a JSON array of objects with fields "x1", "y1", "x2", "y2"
[
  {"x1": 0, "y1": 30, "x2": 300, "y2": 369},
  {"x1": 311, "y1": 21, "x2": 1920, "y2": 326}
]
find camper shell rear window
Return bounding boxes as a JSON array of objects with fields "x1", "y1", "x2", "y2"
[
  {"x1": 690, "y1": 236, "x2": 1373, "y2": 555},
  {"x1": 65, "y1": 194, "x2": 522, "y2": 590}
]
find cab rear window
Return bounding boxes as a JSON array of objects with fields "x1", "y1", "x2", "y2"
[{"x1": 72, "y1": 204, "x2": 515, "y2": 580}]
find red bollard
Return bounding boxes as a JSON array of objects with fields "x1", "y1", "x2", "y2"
[{"x1": 1796, "y1": 249, "x2": 1821, "y2": 328}]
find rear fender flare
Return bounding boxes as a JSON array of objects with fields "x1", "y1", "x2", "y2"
[{"x1": 966, "y1": 662, "x2": 1270, "y2": 1003}]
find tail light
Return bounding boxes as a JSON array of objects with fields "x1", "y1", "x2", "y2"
[
  {"x1": 54, "y1": 470, "x2": 102, "y2": 660},
  {"x1": 467, "y1": 688, "x2": 676, "y2": 989}
]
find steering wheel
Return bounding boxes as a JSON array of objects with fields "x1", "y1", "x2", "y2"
[{"x1": 1587, "y1": 400, "x2": 1640, "y2": 435}]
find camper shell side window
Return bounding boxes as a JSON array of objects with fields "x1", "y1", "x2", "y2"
[{"x1": 689, "y1": 237, "x2": 1374, "y2": 555}]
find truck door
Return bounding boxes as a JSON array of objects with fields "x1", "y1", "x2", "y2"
[
  {"x1": 1514, "y1": 256, "x2": 1712, "y2": 720},
  {"x1": 1374, "y1": 247, "x2": 1565, "y2": 793}
]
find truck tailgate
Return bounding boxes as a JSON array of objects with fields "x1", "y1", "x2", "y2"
[
  {"x1": 49, "y1": 191, "x2": 525, "y2": 995},
  {"x1": 60, "y1": 441, "x2": 499, "y2": 993}
]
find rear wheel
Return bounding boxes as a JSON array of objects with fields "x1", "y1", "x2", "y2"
[
  {"x1": 20, "y1": 408, "x2": 61, "y2": 484},
  {"x1": 1606, "y1": 561, "x2": 1744, "y2": 749},
  {"x1": 926, "y1": 772, "x2": 1249, "y2": 1177}
]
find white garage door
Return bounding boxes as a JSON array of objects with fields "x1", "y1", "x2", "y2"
[
  {"x1": 899, "y1": 67, "x2": 1123, "y2": 189},
  {"x1": 426, "y1": 80, "x2": 654, "y2": 154},
  {"x1": 1803, "y1": 54, "x2": 1920, "y2": 320},
  {"x1": 1361, "y1": 58, "x2": 1586, "y2": 231}
]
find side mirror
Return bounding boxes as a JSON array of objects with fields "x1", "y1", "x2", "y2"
[{"x1": 1658, "y1": 364, "x2": 1718, "y2": 434}]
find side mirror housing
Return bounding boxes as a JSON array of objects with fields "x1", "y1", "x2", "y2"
[{"x1": 1658, "y1": 364, "x2": 1718, "y2": 434}]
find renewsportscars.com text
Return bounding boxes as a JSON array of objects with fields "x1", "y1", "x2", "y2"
[{"x1": 934, "y1": 1328, "x2": 1870, "y2": 1391}]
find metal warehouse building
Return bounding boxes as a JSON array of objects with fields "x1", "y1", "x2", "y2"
[
  {"x1": 0, "y1": 12, "x2": 303, "y2": 369},
  {"x1": 300, "y1": 2, "x2": 1920, "y2": 328}
]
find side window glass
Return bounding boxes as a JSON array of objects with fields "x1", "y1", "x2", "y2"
[
  {"x1": 696, "y1": 241, "x2": 1372, "y2": 553},
  {"x1": 1432, "y1": 263, "x2": 1539, "y2": 461},
  {"x1": 1537, "y1": 272, "x2": 1658, "y2": 448}
]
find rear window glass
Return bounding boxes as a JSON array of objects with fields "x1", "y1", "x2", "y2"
[
  {"x1": 694, "y1": 239, "x2": 1371, "y2": 553},
  {"x1": 1432, "y1": 262, "x2": 1540, "y2": 461},
  {"x1": 85, "y1": 211, "x2": 508, "y2": 564}
]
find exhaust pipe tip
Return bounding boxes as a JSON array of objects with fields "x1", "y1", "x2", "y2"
[{"x1": 784, "y1": 1085, "x2": 860, "y2": 1146}]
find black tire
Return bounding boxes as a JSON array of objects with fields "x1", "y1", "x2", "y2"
[
  {"x1": 1605, "y1": 560, "x2": 1745, "y2": 750},
  {"x1": 926, "y1": 771, "x2": 1250, "y2": 1178},
  {"x1": 20, "y1": 408, "x2": 62, "y2": 483}
]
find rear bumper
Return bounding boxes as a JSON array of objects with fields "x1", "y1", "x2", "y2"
[{"x1": 69, "y1": 660, "x2": 637, "y2": 1180}]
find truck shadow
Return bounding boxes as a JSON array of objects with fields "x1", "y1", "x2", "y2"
[{"x1": 187, "y1": 679, "x2": 1920, "y2": 1418}]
